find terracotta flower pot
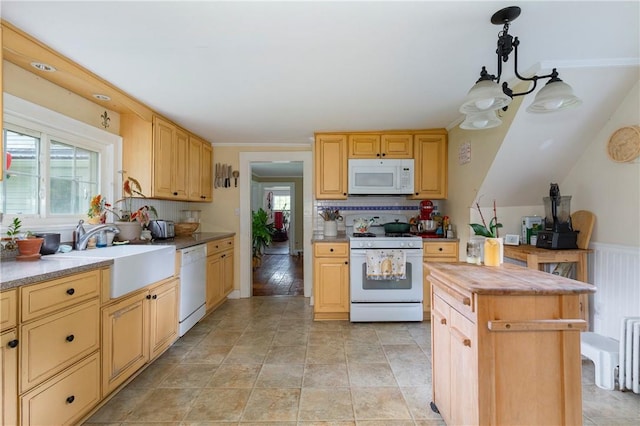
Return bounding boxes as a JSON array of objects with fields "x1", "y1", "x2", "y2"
[{"x1": 16, "y1": 237, "x2": 44, "y2": 260}]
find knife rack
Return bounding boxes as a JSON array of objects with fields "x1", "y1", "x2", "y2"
[{"x1": 214, "y1": 163, "x2": 238, "y2": 188}]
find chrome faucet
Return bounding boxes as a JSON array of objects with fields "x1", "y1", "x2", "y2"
[{"x1": 74, "y1": 220, "x2": 120, "y2": 250}]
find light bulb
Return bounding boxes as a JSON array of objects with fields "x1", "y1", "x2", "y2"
[{"x1": 474, "y1": 98, "x2": 495, "y2": 110}]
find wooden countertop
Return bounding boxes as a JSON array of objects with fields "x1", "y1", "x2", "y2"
[
  {"x1": 504, "y1": 244, "x2": 592, "y2": 260},
  {"x1": 426, "y1": 262, "x2": 596, "y2": 296}
]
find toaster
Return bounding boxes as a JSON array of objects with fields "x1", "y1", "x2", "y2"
[{"x1": 148, "y1": 220, "x2": 175, "y2": 239}]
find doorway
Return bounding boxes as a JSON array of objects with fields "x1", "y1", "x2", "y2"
[{"x1": 239, "y1": 152, "x2": 313, "y2": 299}]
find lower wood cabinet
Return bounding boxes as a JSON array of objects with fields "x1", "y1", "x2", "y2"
[
  {"x1": 206, "y1": 238, "x2": 234, "y2": 312},
  {"x1": 313, "y1": 242, "x2": 350, "y2": 320},
  {"x1": 101, "y1": 277, "x2": 178, "y2": 396},
  {"x1": 1, "y1": 329, "x2": 18, "y2": 426},
  {"x1": 422, "y1": 240, "x2": 458, "y2": 317},
  {"x1": 20, "y1": 352, "x2": 100, "y2": 426}
]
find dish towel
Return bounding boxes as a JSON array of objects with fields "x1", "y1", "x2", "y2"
[{"x1": 366, "y1": 249, "x2": 407, "y2": 280}]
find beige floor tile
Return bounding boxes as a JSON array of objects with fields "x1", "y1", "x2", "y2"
[
  {"x1": 206, "y1": 363, "x2": 261, "y2": 388},
  {"x1": 383, "y1": 343, "x2": 429, "y2": 364},
  {"x1": 158, "y1": 363, "x2": 218, "y2": 388},
  {"x1": 241, "y1": 388, "x2": 301, "y2": 422},
  {"x1": 376, "y1": 329, "x2": 417, "y2": 345},
  {"x1": 401, "y1": 386, "x2": 443, "y2": 420},
  {"x1": 183, "y1": 388, "x2": 251, "y2": 422},
  {"x1": 343, "y1": 328, "x2": 380, "y2": 345},
  {"x1": 125, "y1": 388, "x2": 200, "y2": 422},
  {"x1": 390, "y1": 362, "x2": 432, "y2": 387},
  {"x1": 127, "y1": 362, "x2": 177, "y2": 389},
  {"x1": 199, "y1": 329, "x2": 243, "y2": 346},
  {"x1": 85, "y1": 387, "x2": 151, "y2": 423},
  {"x1": 181, "y1": 343, "x2": 232, "y2": 364},
  {"x1": 256, "y1": 363, "x2": 304, "y2": 388},
  {"x1": 303, "y1": 363, "x2": 349, "y2": 387},
  {"x1": 223, "y1": 344, "x2": 269, "y2": 364},
  {"x1": 264, "y1": 345, "x2": 307, "y2": 364},
  {"x1": 348, "y1": 363, "x2": 397, "y2": 387},
  {"x1": 309, "y1": 330, "x2": 344, "y2": 346},
  {"x1": 351, "y1": 387, "x2": 412, "y2": 420},
  {"x1": 345, "y1": 344, "x2": 387, "y2": 364},
  {"x1": 236, "y1": 330, "x2": 276, "y2": 347},
  {"x1": 306, "y1": 344, "x2": 346, "y2": 364},
  {"x1": 298, "y1": 387, "x2": 355, "y2": 421},
  {"x1": 272, "y1": 330, "x2": 309, "y2": 346}
]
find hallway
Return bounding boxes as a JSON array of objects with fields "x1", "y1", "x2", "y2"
[{"x1": 253, "y1": 240, "x2": 304, "y2": 296}]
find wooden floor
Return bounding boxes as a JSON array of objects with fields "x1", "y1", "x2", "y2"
[{"x1": 252, "y1": 240, "x2": 304, "y2": 296}]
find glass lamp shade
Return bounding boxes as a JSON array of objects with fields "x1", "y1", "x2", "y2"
[
  {"x1": 460, "y1": 110, "x2": 502, "y2": 130},
  {"x1": 526, "y1": 80, "x2": 582, "y2": 113},
  {"x1": 459, "y1": 80, "x2": 512, "y2": 114}
]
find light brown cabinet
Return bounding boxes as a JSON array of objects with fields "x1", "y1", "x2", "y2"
[
  {"x1": 101, "y1": 277, "x2": 178, "y2": 396},
  {"x1": 206, "y1": 238, "x2": 234, "y2": 312},
  {"x1": 120, "y1": 114, "x2": 213, "y2": 202},
  {"x1": 427, "y1": 262, "x2": 593, "y2": 426},
  {"x1": 412, "y1": 132, "x2": 448, "y2": 199},
  {"x1": 17, "y1": 269, "x2": 103, "y2": 425},
  {"x1": 313, "y1": 242, "x2": 350, "y2": 320},
  {"x1": 348, "y1": 134, "x2": 413, "y2": 158},
  {"x1": 314, "y1": 134, "x2": 348, "y2": 199},
  {"x1": 1, "y1": 329, "x2": 18, "y2": 426},
  {"x1": 153, "y1": 116, "x2": 188, "y2": 200},
  {"x1": 0, "y1": 289, "x2": 17, "y2": 332},
  {"x1": 187, "y1": 134, "x2": 213, "y2": 202},
  {"x1": 422, "y1": 240, "x2": 458, "y2": 316}
]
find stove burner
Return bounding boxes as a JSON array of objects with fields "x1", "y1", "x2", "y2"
[
  {"x1": 385, "y1": 233, "x2": 416, "y2": 238},
  {"x1": 352, "y1": 232, "x2": 376, "y2": 238}
]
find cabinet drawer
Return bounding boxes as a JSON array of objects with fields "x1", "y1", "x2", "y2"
[
  {"x1": 21, "y1": 270, "x2": 100, "y2": 322},
  {"x1": 431, "y1": 276, "x2": 475, "y2": 322},
  {"x1": 207, "y1": 237, "x2": 234, "y2": 255},
  {"x1": 20, "y1": 299, "x2": 100, "y2": 392},
  {"x1": 423, "y1": 242, "x2": 458, "y2": 257},
  {"x1": 1, "y1": 288, "x2": 17, "y2": 332},
  {"x1": 314, "y1": 243, "x2": 348, "y2": 257},
  {"x1": 20, "y1": 352, "x2": 100, "y2": 426}
]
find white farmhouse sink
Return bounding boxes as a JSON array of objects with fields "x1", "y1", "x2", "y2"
[{"x1": 54, "y1": 245, "x2": 176, "y2": 298}]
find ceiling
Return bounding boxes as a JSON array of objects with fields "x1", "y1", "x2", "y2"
[{"x1": 2, "y1": 1, "x2": 638, "y2": 147}]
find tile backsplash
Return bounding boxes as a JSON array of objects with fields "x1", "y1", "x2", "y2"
[{"x1": 314, "y1": 197, "x2": 441, "y2": 233}]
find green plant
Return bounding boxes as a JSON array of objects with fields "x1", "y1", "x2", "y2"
[
  {"x1": 252, "y1": 208, "x2": 275, "y2": 263},
  {"x1": 6, "y1": 217, "x2": 22, "y2": 241},
  {"x1": 470, "y1": 200, "x2": 503, "y2": 238}
]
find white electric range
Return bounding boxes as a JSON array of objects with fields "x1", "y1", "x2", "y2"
[{"x1": 344, "y1": 214, "x2": 423, "y2": 322}]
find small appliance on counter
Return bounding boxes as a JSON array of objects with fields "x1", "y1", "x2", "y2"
[
  {"x1": 536, "y1": 183, "x2": 578, "y2": 249},
  {"x1": 148, "y1": 220, "x2": 175, "y2": 240}
]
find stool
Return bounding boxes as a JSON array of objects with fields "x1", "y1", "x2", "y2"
[{"x1": 581, "y1": 332, "x2": 619, "y2": 390}]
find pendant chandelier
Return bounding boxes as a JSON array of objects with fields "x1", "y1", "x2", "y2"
[{"x1": 460, "y1": 6, "x2": 582, "y2": 130}]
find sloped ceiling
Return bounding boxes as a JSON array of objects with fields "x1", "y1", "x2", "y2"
[{"x1": 2, "y1": 1, "x2": 638, "y2": 147}]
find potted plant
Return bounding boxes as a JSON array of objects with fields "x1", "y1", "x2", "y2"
[
  {"x1": 88, "y1": 173, "x2": 157, "y2": 241},
  {"x1": 470, "y1": 200, "x2": 504, "y2": 266},
  {"x1": 5, "y1": 218, "x2": 44, "y2": 259},
  {"x1": 252, "y1": 208, "x2": 275, "y2": 267}
]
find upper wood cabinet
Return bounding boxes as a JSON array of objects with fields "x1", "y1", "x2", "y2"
[
  {"x1": 412, "y1": 132, "x2": 448, "y2": 200},
  {"x1": 314, "y1": 134, "x2": 348, "y2": 199},
  {"x1": 348, "y1": 134, "x2": 413, "y2": 158},
  {"x1": 153, "y1": 116, "x2": 188, "y2": 200},
  {"x1": 188, "y1": 134, "x2": 213, "y2": 202},
  {"x1": 121, "y1": 114, "x2": 213, "y2": 202}
]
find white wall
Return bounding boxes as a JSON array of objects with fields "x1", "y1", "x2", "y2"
[{"x1": 561, "y1": 81, "x2": 640, "y2": 247}]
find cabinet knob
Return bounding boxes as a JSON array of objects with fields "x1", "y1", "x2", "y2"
[
  {"x1": 329, "y1": 248, "x2": 334, "y2": 252},
  {"x1": 344, "y1": 261, "x2": 348, "y2": 265},
  {"x1": 201, "y1": 195, "x2": 206, "y2": 199},
  {"x1": 381, "y1": 153, "x2": 386, "y2": 157},
  {"x1": 173, "y1": 192, "x2": 178, "y2": 196},
  {"x1": 440, "y1": 318, "x2": 447, "y2": 325},
  {"x1": 376, "y1": 153, "x2": 381, "y2": 157},
  {"x1": 343, "y1": 193, "x2": 347, "y2": 196},
  {"x1": 438, "y1": 247, "x2": 443, "y2": 251},
  {"x1": 146, "y1": 294, "x2": 152, "y2": 299},
  {"x1": 66, "y1": 288, "x2": 75, "y2": 295},
  {"x1": 415, "y1": 192, "x2": 419, "y2": 196},
  {"x1": 66, "y1": 395, "x2": 75, "y2": 404},
  {"x1": 152, "y1": 294, "x2": 157, "y2": 299},
  {"x1": 7, "y1": 339, "x2": 18, "y2": 348},
  {"x1": 66, "y1": 334, "x2": 75, "y2": 342}
]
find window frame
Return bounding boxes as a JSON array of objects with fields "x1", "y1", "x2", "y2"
[{"x1": 2, "y1": 93, "x2": 122, "y2": 229}]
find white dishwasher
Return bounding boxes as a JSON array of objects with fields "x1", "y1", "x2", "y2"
[{"x1": 179, "y1": 244, "x2": 207, "y2": 336}]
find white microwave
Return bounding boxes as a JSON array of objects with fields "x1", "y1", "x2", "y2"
[{"x1": 348, "y1": 159, "x2": 415, "y2": 195}]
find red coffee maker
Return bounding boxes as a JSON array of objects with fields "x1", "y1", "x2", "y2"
[{"x1": 420, "y1": 200, "x2": 434, "y2": 220}]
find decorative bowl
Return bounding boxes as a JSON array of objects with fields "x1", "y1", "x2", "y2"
[{"x1": 174, "y1": 222, "x2": 200, "y2": 236}]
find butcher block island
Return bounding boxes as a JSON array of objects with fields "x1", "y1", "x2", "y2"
[{"x1": 425, "y1": 262, "x2": 595, "y2": 426}]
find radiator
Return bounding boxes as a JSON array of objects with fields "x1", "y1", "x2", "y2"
[{"x1": 619, "y1": 317, "x2": 640, "y2": 393}]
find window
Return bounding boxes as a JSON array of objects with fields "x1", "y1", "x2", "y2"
[
  {"x1": 1, "y1": 94, "x2": 120, "y2": 227},
  {"x1": 272, "y1": 194, "x2": 290, "y2": 211}
]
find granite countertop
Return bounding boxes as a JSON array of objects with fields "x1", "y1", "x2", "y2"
[
  {"x1": 0, "y1": 232, "x2": 235, "y2": 291},
  {"x1": 426, "y1": 262, "x2": 596, "y2": 295}
]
